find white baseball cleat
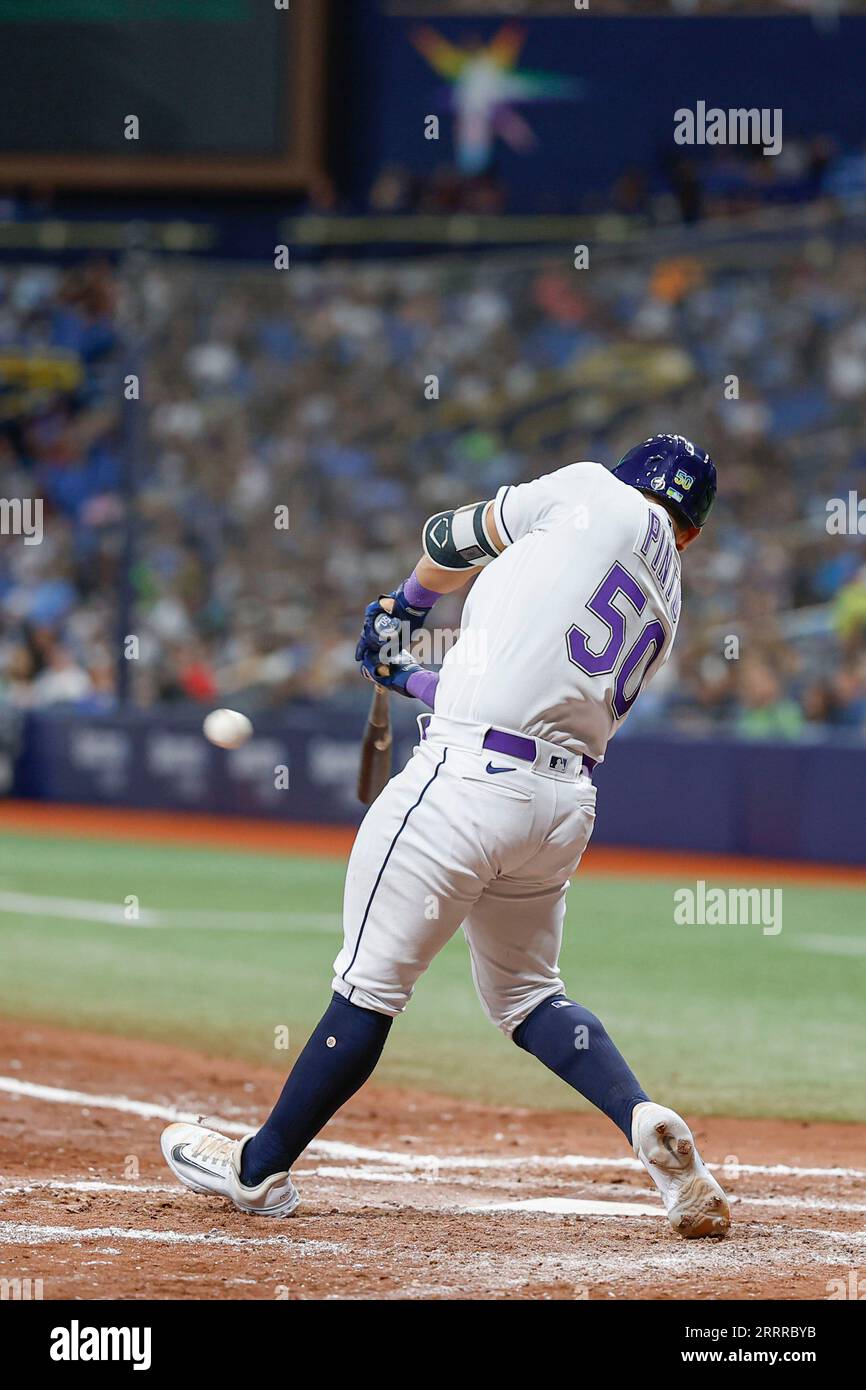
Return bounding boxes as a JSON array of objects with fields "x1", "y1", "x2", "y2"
[
  {"x1": 631, "y1": 1102, "x2": 730, "y2": 1239},
  {"x1": 160, "y1": 1121, "x2": 300, "y2": 1218}
]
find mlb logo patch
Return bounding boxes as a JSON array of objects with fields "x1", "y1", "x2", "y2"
[
  {"x1": 549, "y1": 755, "x2": 568, "y2": 772},
  {"x1": 673, "y1": 469, "x2": 694, "y2": 490}
]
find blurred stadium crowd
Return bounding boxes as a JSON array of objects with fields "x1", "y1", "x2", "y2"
[{"x1": 1, "y1": 218, "x2": 865, "y2": 741}]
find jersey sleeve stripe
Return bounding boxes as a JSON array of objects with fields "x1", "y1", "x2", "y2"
[
  {"x1": 496, "y1": 486, "x2": 515, "y2": 545},
  {"x1": 473, "y1": 503, "x2": 498, "y2": 558}
]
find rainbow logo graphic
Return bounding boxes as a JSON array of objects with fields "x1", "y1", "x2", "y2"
[{"x1": 412, "y1": 23, "x2": 581, "y2": 176}]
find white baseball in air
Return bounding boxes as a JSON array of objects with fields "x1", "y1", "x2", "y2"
[{"x1": 203, "y1": 708, "x2": 253, "y2": 750}]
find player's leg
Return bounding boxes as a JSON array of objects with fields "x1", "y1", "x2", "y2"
[
  {"x1": 163, "y1": 742, "x2": 486, "y2": 1210},
  {"x1": 463, "y1": 780, "x2": 646, "y2": 1131},
  {"x1": 463, "y1": 870, "x2": 649, "y2": 1142},
  {"x1": 160, "y1": 986, "x2": 394, "y2": 1216},
  {"x1": 464, "y1": 787, "x2": 729, "y2": 1238},
  {"x1": 234, "y1": 741, "x2": 496, "y2": 1193}
]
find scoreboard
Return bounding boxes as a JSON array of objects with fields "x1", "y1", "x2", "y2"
[{"x1": 0, "y1": 0, "x2": 326, "y2": 190}]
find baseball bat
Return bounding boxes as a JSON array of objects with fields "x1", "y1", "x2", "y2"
[
  {"x1": 357, "y1": 684, "x2": 393, "y2": 805},
  {"x1": 357, "y1": 611, "x2": 400, "y2": 804}
]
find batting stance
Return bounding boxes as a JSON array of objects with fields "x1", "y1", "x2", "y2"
[{"x1": 162, "y1": 435, "x2": 730, "y2": 1240}]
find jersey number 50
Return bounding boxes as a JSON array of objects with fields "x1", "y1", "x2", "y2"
[{"x1": 566, "y1": 562, "x2": 666, "y2": 720}]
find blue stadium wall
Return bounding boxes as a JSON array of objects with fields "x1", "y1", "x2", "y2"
[
  {"x1": 341, "y1": 6, "x2": 866, "y2": 211},
  {"x1": 12, "y1": 709, "x2": 865, "y2": 867}
]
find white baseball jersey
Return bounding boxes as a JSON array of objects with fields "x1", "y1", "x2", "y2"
[{"x1": 434, "y1": 462, "x2": 682, "y2": 763}]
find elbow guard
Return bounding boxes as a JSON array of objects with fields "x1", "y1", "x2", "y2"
[{"x1": 422, "y1": 502, "x2": 499, "y2": 571}]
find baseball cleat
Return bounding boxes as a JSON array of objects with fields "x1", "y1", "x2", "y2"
[
  {"x1": 160, "y1": 1121, "x2": 300, "y2": 1218},
  {"x1": 631, "y1": 1102, "x2": 730, "y2": 1239}
]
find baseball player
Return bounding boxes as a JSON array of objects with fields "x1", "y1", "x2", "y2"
[{"x1": 162, "y1": 434, "x2": 729, "y2": 1240}]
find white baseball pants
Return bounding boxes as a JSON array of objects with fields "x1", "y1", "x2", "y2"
[{"x1": 332, "y1": 716, "x2": 597, "y2": 1035}]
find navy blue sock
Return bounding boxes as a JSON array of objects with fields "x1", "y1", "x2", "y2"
[
  {"x1": 513, "y1": 997, "x2": 649, "y2": 1141},
  {"x1": 241, "y1": 993, "x2": 392, "y2": 1185}
]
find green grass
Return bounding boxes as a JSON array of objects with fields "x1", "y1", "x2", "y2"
[{"x1": 1, "y1": 832, "x2": 864, "y2": 1122}]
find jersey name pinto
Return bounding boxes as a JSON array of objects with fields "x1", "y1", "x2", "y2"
[{"x1": 433, "y1": 461, "x2": 681, "y2": 762}]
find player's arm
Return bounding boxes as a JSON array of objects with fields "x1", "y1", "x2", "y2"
[
  {"x1": 413, "y1": 461, "x2": 592, "y2": 597},
  {"x1": 414, "y1": 499, "x2": 504, "y2": 593},
  {"x1": 360, "y1": 467, "x2": 593, "y2": 700},
  {"x1": 381, "y1": 498, "x2": 505, "y2": 619},
  {"x1": 355, "y1": 500, "x2": 504, "y2": 705}
]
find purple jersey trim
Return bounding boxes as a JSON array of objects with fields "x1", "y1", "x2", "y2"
[
  {"x1": 406, "y1": 669, "x2": 439, "y2": 708},
  {"x1": 403, "y1": 570, "x2": 443, "y2": 610}
]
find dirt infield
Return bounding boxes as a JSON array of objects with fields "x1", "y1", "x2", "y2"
[{"x1": 1, "y1": 1021, "x2": 864, "y2": 1301}]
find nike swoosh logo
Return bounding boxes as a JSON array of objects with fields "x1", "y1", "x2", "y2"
[
  {"x1": 486, "y1": 762, "x2": 517, "y2": 775},
  {"x1": 171, "y1": 1144, "x2": 224, "y2": 1178}
]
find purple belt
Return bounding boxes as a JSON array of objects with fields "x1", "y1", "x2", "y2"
[
  {"x1": 420, "y1": 722, "x2": 595, "y2": 776},
  {"x1": 483, "y1": 728, "x2": 596, "y2": 775},
  {"x1": 483, "y1": 728, "x2": 538, "y2": 761}
]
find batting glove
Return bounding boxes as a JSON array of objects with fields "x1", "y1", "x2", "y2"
[
  {"x1": 354, "y1": 581, "x2": 435, "y2": 667},
  {"x1": 359, "y1": 646, "x2": 423, "y2": 697}
]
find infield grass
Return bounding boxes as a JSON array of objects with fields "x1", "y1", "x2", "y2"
[{"x1": 0, "y1": 830, "x2": 863, "y2": 1122}]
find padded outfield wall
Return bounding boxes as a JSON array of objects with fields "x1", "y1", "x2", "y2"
[{"x1": 10, "y1": 708, "x2": 865, "y2": 867}]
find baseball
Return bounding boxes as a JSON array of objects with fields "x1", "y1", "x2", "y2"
[{"x1": 202, "y1": 707, "x2": 253, "y2": 750}]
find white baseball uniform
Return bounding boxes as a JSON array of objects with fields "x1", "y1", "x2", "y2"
[{"x1": 333, "y1": 462, "x2": 681, "y2": 1033}]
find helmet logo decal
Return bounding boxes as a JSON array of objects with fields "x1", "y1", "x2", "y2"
[{"x1": 613, "y1": 433, "x2": 716, "y2": 528}]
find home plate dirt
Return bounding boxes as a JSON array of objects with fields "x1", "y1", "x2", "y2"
[{"x1": 1, "y1": 1023, "x2": 864, "y2": 1301}]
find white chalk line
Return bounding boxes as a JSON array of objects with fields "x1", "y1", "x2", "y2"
[
  {"x1": 299, "y1": 1171, "x2": 866, "y2": 1216},
  {"x1": 1, "y1": 1217, "x2": 858, "y2": 1284},
  {"x1": 0, "y1": 1219, "x2": 345, "y2": 1252},
  {"x1": 3, "y1": 1192, "x2": 864, "y2": 1251},
  {"x1": 293, "y1": 1166, "x2": 866, "y2": 1211},
  {"x1": 790, "y1": 933, "x2": 866, "y2": 958},
  {"x1": 727, "y1": 1192, "x2": 866, "y2": 1215},
  {"x1": 3, "y1": 1173, "x2": 864, "y2": 1222},
  {"x1": 0, "y1": 1176, "x2": 663, "y2": 1226},
  {"x1": 467, "y1": 1198, "x2": 866, "y2": 1244},
  {"x1": 0, "y1": 1179, "x2": 177, "y2": 1197},
  {"x1": 2, "y1": 1075, "x2": 864, "y2": 1184},
  {"x1": 0, "y1": 890, "x2": 339, "y2": 933},
  {"x1": 7, "y1": 890, "x2": 866, "y2": 956},
  {"x1": 477, "y1": 1197, "x2": 662, "y2": 1218}
]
